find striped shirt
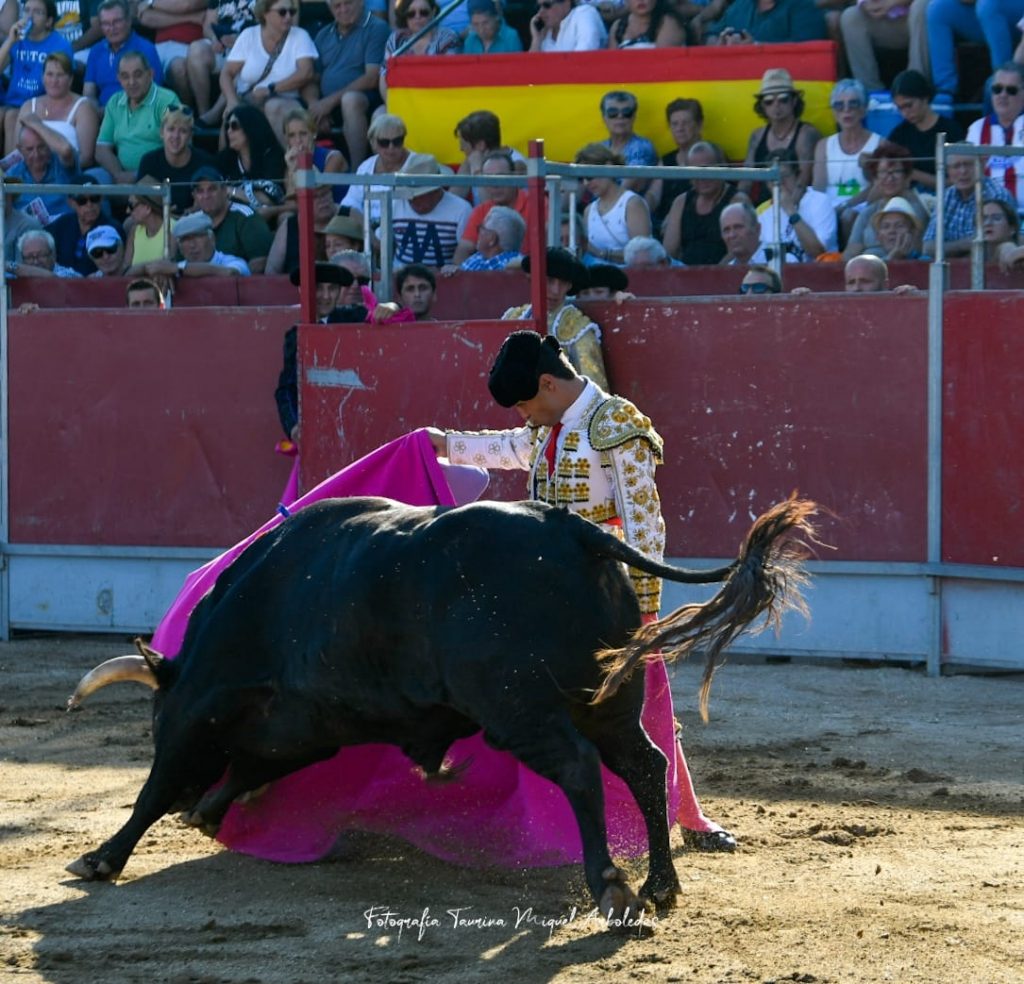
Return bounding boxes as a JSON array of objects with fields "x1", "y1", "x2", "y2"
[{"x1": 391, "y1": 193, "x2": 471, "y2": 267}]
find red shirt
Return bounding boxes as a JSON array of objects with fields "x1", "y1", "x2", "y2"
[{"x1": 461, "y1": 189, "x2": 531, "y2": 252}]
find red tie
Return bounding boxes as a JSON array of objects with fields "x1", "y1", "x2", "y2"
[{"x1": 544, "y1": 422, "x2": 562, "y2": 477}]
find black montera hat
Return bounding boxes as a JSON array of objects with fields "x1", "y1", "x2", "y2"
[
  {"x1": 585, "y1": 263, "x2": 629, "y2": 292},
  {"x1": 522, "y1": 246, "x2": 589, "y2": 294},
  {"x1": 289, "y1": 262, "x2": 355, "y2": 287},
  {"x1": 488, "y1": 330, "x2": 565, "y2": 407}
]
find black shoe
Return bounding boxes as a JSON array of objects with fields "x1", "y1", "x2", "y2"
[{"x1": 682, "y1": 828, "x2": 737, "y2": 852}]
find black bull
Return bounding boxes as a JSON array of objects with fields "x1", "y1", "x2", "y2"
[{"x1": 67, "y1": 495, "x2": 816, "y2": 922}]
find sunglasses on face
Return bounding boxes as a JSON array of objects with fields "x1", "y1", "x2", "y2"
[
  {"x1": 74, "y1": 195, "x2": 101, "y2": 205},
  {"x1": 89, "y1": 245, "x2": 119, "y2": 258},
  {"x1": 831, "y1": 99, "x2": 862, "y2": 111},
  {"x1": 271, "y1": 6, "x2": 297, "y2": 16},
  {"x1": 226, "y1": 118, "x2": 242, "y2": 130},
  {"x1": 407, "y1": 6, "x2": 432, "y2": 16},
  {"x1": 739, "y1": 282, "x2": 773, "y2": 294},
  {"x1": 376, "y1": 135, "x2": 404, "y2": 148},
  {"x1": 761, "y1": 93, "x2": 792, "y2": 107},
  {"x1": 538, "y1": 0, "x2": 565, "y2": 8},
  {"x1": 164, "y1": 103, "x2": 193, "y2": 117},
  {"x1": 604, "y1": 106, "x2": 635, "y2": 119},
  {"x1": 991, "y1": 83, "x2": 1021, "y2": 96}
]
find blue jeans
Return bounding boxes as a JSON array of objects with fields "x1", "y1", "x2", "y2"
[{"x1": 927, "y1": 0, "x2": 1024, "y2": 94}]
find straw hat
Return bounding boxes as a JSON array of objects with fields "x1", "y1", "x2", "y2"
[
  {"x1": 757, "y1": 68, "x2": 796, "y2": 96},
  {"x1": 871, "y1": 196, "x2": 923, "y2": 232},
  {"x1": 393, "y1": 153, "x2": 453, "y2": 200}
]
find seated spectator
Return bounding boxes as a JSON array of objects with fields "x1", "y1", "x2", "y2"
[
  {"x1": 16, "y1": 51, "x2": 99, "y2": 170},
  {"x1": 388, "y1": 152, "x2": 472, "y2": 268},
  {"x1": 599, "y1": 90, "x2": 657, "y2": 194},
  {"x1": 867, "y1": 195, "x2": 927, "y2": 260},
  {"x1": 720, "y1": 200, "x2": 795, "y2": 265},
  {"x1": 396, "y1": 262, "x2": 437, "y2": 319},
  {"x1": 379, "y1": 0, "x2": 459, "y2": 104},
  {"x1": 126, "y1": 276, "x2": 166, "y2": 307},
  {"x1": 843, "y1": 140, "x2": 929, "y2": 259},
  {"x1": 185, "y1": 0, "x2": 258, "y2": 125},
  {"x1": 12, "y1": 227, "x2": 81, "y2": 276},
  {"x1": 6, "y1": 120, "x2": 81, "y2": 223},
  {"x1": 219, "y1": 0, "x2": 317, "y2": 141},
  {"x1": 136, "y1": 104, "x2": 217, "y2": 215},
  {"x1": 575, "y1": 142, "x2": 651, "y2": 266},
  {"x1": 463, "y1": 0, "x2": 523, "y2": 53},
  {"x1": 95, "y1": 50, "x2": 178, "y2": 183},
  {"x1": 136, "y1": 0, "x2": 207, "y2": 106},
  {"x1": 124, "y1": 180, "x2": 168, "y2": 268},
  {"x1": 146, "y1": 209, "x2": 250, "y2": 278},
  {"x1": 191, "y1": 164, "x2": 274, "y2": 272},
  {"x1": 812, "y1": 79, "x2": 881, "y2": 217},
  {"x1": 966, "y1": 63, "x2": 1024, "y2": 215},
  {"x1": 739, "y1": 263, "x2": 781, "y2": 294},
  {"x1": 263, "y1": 180, "x2": 340, "y2": 273},
  {"x1": 84, "y1": 0, "x2": 164, "y2": 108},
  {"x1": 341, "y1": 112, "x2": 411, "y2": 227},
  {"x1": 46, "y1": 176, "x2": 122, "y2": 274},
  {"x1": 646, "y1": 98, "x2": 715, "y2": 231},
  {"x1": 926, "y1": 0, "x2": 1024, "y2": 101},
  {"x1": 607, "y1": 0, "x2": 686, "y2": 48},
  {"x1": 839, "y1": 0, "x2": 929, "y2": 95},
  {"x1": 310, "y1": 0, "x2": 390, "y2": 169},
  {"x1": 844, "y1": 252, "x2": 889, "y2": 290},
  {"x1": 2, "y1": 177, "x2": 43, "y2": 261},
  {"x1": 502, "y1": 245, "x2": 609, "y2": 390},
  {"x1": 452, "y1": 150, "x2": 529, "y2": 263},
  {"x1": 661, "y1": 141, "x2": 746, "y2": 266},
  {"x1": 981, "y1": 197, "x2": 1021, "y2": 262},
  {"x1": 0, "y1": 0, "x2": 73, "y2": 154},
  {"x1": 529, "y1": 0, "x2": 607, "y2": 51},
  {"x1": 703, "y1": 0, "x2": 827, "y2": 44},
  {"x1": 758, "y1": 147, "x2": 837, "y2": 261},
  {"x1": 449, "y1": 204, "x2": 526, "y2": 271},
  {"x1": 283, "y1": 107, "x2": 347, "y2": 206},
  {"x1": 923, "y1": 151, "x2": 1015, "y2": 257},
  {"x1": 86, "y1": 223, "x2": 128, "y2": 276},
  {"x1": 886, "y1": 69, "x2": 964, "y2": 191},
  {"x1": 323, "y1": 210, "x2": 364, "y2": 254},
  {"x1": 217, "y1": 104, "x2": 287, "y2": 217},
  {"x1": 48, "y1": 0, "x2": 102, "y2": 67},
  {"x1": 740, "y1": 69, "x2": 821, "y2": 204},
  {"x1": 452, "y1": 110, "x2": 526, "y2": 204},
  {"x1": 577, "y1": 262, "x2": 632, "y2": 300},
  {"x1": 623, "y1": 234, "x2": 670, "y2": 269}
]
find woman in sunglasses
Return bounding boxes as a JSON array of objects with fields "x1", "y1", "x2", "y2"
[
  {"x1": 340, "y1": 113, "x2": 412, "y2": 227},
  {"x1": 217, "y1": 103, "x2": 287, "y2": 216},
  {"x1": 607, "y1": 0, "x2": 686, "y2": 49},
  {"x1": 123, "y1": 180, "x2": 168, "y2": 270},
  {"x1": 220, "y1": 0, "x2": 317, "y2": 143},
  {"x1": 379, "y1": 0, "x2": 459, "y2": 105},
  {"x1": 739, "y1": 68, "x2": 820, "y2": 206},
  {"x1": 14, "y1": 51, "x2": 98, "y2": 169}
]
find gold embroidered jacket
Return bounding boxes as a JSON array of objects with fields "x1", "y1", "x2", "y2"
[
  {"x1": 502, "y1": 302, "x2": 610, "y2": 392},
  {"x1": 445, "y1": 380, "x2": 667, "y2": 613}
]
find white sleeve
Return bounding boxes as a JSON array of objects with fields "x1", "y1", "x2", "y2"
[
  {"x1": 446, "y1": 428, "x2": 537, "y2": 472},
  {"x1": 804, "y1": 191, "x2": 838, "y2": 252}
]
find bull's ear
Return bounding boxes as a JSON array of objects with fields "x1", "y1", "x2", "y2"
[{"x1": 134, "y1": 637, "x2": 175, "y2": 687}]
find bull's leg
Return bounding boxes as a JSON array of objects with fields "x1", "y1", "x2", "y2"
[
  {"x1": 67, "y1": 746, "x2": 227, "y2": 880},
  {"x1": 486, "y1": 712, "x2": 643, "y2": 927}
]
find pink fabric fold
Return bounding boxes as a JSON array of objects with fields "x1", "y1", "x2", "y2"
[{"x1": 150, "y1": 429, "x2": 681, "y2": 868}]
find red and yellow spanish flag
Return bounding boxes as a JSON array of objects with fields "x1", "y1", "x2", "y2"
[{"x1": 388, "y1": 43, "x2": 837, "y2": 165}]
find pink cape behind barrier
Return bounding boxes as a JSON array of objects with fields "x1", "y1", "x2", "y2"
[{"x1": 150, "y1": 430, "x2": 682, "y2": 867}]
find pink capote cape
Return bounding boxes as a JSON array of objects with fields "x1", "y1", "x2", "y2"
[{"x1": 151, "y1": 430, "x2": 683, "y2": 867}]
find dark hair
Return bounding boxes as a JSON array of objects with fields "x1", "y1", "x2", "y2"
[
  {"x1": 395, "y1": 0, "x2": 438, "y2": 27},
  {"x1": 116, "y1": 48, "x2": 152, "y2": 73},
  {"x1": 764, "y1": 146, "x2": 799, "y2": 174},
  {"x1": 219, "y1": 104, "x2": 285, "y2": 181},
  {"x1": 862, "y1": 140, "x2": 913, "y2": 181},
  {"x1": 891, "y1": 69, "x2": 933, "y2": 101},
  {"x1": 600, "y1": 90, "x2": 637, "y2": 114},
  {"x1": 126, "y1": 278, "x2": 164, "y2": 303},
  {"x1": 983, "y1": 197, "x2": 1021, "y2": 240},
  {"x1": 455, "y1": 110, "x2": 501, "y2": 149},
  {"x1": 665, "y1": 97, "x2": 703, "y2": 125},
  {"x1": 754, "y1": 90, "x2": 805, "y2": 121},
  {"x1": 396, "y1": 263, "x2": 436, "y2": 291},
  {"x1": 745, "y1": 264, "x2": 781, "y2": 293}
]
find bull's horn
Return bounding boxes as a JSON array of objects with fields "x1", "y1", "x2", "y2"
[{"x1": 67, "y1": 655, "x2": 159, "y2": 711}]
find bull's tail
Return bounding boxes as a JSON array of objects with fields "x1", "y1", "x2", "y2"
[{"x1": 593, "y1": 495, "x2": 819, "y2": 722}]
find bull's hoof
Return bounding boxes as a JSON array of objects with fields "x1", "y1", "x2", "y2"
[
  {"x1": 597, "y1": 867, "x2": 651, "y2": 934},
  {"x1": 639, "y1": 877, "x2": 681, "y2": 911},
  {"x1": 682, "y1": 828, "x2": 738, "y2": 853},
  {"x1": 65, "y1": 854, "x2": 120, "y2": 881},
  {"x1": 178, "y1": 810, "x2": 220, "y2": 838}
]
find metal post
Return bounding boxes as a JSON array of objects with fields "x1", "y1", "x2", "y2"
[
  {"x1": 377, "y1": 190, "x2": 393, "y2": 302},
  {"x1": 526, "y1": 140, "x2": 548, "y2": 334},
  {"x1": 970, "y1": 154, "x2": 984, "y2": 290},
  {"x1": 935, "y1": 137, "x2": 946, "y2": 265},
  {"x1": 770, "y1": 176, "x2": 783, "y2": 279},
  {"x1": 546, "y1": 177, "x2": 561, "y2": 249},
  {"x1": 295, "y1": 152, "x2": 316, "y2": 324}
]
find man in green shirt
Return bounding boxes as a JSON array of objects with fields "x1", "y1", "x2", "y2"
[
  {"x1": 95, "y1": 50, "x2": 178, "y2": 183},
  {"x1": 189, "y1": 166, "x2": 273, "y2": 274}
]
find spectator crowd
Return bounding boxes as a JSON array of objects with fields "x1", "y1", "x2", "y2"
[{"x1": 2, "y1": 0, "x2": 1024, "y2": 312}]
